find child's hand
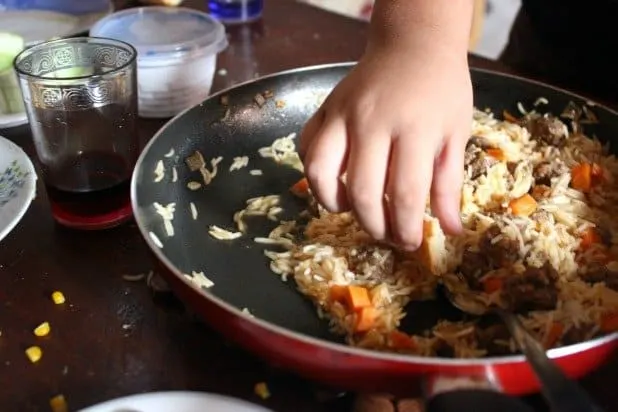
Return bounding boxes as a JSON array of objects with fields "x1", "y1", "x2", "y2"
[{"x1": 299, "y1": 46, "x2": 472, "y2": 251}]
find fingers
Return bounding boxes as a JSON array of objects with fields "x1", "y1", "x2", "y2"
[
  {"x1": 431, "y1": 134, "x2": 466, "y2": 235},
  {"x1": 299, "y1": 109, "x2": 324, "y2": 161},
  {"x1": 386, "y1": 133, "x2": 437, "y2": 250},
  {"x1": 302, "y1": 116, "x2": 349, "y2": 212},
  {"x1": 345, "y1": 128, "x2": 391, "y2": 241}
]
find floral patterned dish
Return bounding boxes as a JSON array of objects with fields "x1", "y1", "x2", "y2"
[{"x1": 0, "y1": 135, "x2": 36, "y2": 242}]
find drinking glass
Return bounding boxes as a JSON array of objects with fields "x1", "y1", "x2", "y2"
[{"x1": 14, "y1": 37, "x2": 139, "y2": 230}]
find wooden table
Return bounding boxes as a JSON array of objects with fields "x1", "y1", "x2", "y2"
[{"x1": 1, "y1": 1, "x2": 616, "y2": 411}]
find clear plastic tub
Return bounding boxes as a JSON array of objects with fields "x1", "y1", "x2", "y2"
[{"x1": 90, "y1": 7, "x2": 228, "y2": 118}]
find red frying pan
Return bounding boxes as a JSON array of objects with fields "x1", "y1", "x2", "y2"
[{"x1": 130, "y1": 63, "x2": 618, "y2": 401}]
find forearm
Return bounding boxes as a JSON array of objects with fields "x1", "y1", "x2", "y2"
[{"x1": 367, "y1": 0, "x2": 474, "y2": 60}]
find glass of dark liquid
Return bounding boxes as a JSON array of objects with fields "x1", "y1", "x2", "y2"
[{"x1": 14, "y1": 37, "x2": 139, "y2": 230}]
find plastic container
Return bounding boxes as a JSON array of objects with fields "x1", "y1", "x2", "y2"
[{"x1": 90, "y1": 7, "x2": 228, "y2": 118}]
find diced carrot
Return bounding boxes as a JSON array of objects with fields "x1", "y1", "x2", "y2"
[
  {"x1": 389, "y1": 330, "x2": 417, "y2": 350},
  {"x1": 486, "y1": 148, "x2": 506, "y2": 161},
  {"x1": 329, "y1": 285, "x2": 372, "y2": 310},
  {"x1": 345, "y1": 285, "x2": 372, "y2": 310},
  {"x1": 601, "y1": 312, "x2": 618, "y2": 333},
  {"x1": 571, "y1": 163, "x2": 592, "y2": 192},
  {"x1": 355, "y1": 306, "x2": 378, "y2": 332},
  {"x1": 329, "y1": 285, "x2": 348, "y2": 303},
  {"x1": 543, "y1": 322, "x2": 564, "y2": 349},
  {"x1": 580, "y1": 227, "x2": 602, "y2": 250},
  {"x1": 503, "y1": 110, "x2": 518, "y2": 123},
  {"x1": 481, "y1": 276, "x2": 503, "y2": 294},
  {"x1": 290, "y1": 177, "x2": 310, "y2": 198},
  {"x1": 509, "y1": 193, "x2": 537, "y2": 217}
]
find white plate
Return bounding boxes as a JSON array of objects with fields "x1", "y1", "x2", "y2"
[
  {"x1": 0, "y1": 111, "x2": 28, "y2": 129},
  {"x1": 0, "y1": 1, "x2": 114, "y2": 46},
  {"x1": 79, "y1": 391, "x2": 275, "y2": 412},
  {"x1": 0, "y1": 135, "x2": 37, "y2": 242}
]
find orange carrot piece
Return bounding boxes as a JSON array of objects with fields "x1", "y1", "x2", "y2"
[
  {"x1": 355, "y1": 306, "x2": 378, "y2": 332},
  {"x1": 580, "y1": 227, "x2": 602, "y2": 250},
  {"x1": 345, "y1": 285, "x2": 372, "y2": 310},
  {"x1": 503, "y1": 110, "x2": 518, "y2": 123},
  {"x1": 509, "y1": 194, "x2": 537, "y2": 217},
  {"x1": 389, "y1": 330, "x2": 417, "y2": 349},
  {"x1": 482, "y1": 276, "x2": 503, "y2": 294},
  {"x1": 601, "y1": 312, "x2": 618, "y2": 333},
  {"x1": 486, "y1": 148, "x2": 506, "y2": 161},
  {"x1": 290, "y1": 177, "x2": 310, "y2": 198},
  {"x1": 571, "y1": 163, "x2": 592, "y2": 192},
  {"x1": 329, "y1": 285, "x2": 348, "y2": 303},
  {"x1": 543, "y1": 322, "x2": 564, "y2": 349}
]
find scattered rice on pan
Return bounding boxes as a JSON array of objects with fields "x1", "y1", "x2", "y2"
[{"x1": 209, "y1": 225, "x2": 243, "y2": 240}]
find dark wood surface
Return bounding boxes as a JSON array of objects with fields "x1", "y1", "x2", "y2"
[{"x1": 1, "y1": 1, "x2": 616, "y2": 411}]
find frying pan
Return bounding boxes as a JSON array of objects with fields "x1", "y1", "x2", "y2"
[{"x1": 130, "y1": 63, "x2": 618, "y2": 398}]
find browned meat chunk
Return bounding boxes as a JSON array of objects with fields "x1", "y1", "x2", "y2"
[
  {"x1": 562, "y1": 324, "x2": 593, "y2": 346},
  {"x1": 481, "y1": 225, "x2": 520, "y2": 268},
  {"x1": 459, "y1": 225, "x2": 520, "y2": 288},
  {"x1": 465, "y1": 142, "x2": 498, "y2": 180},
  {"x1": 580, "y1": 264, "x2": 618, "y2": 291},
  {"x1": 533, "y1": 161, "x2": 569, "y2": 186},
  {"x1": 521, "y1": 115, "x2": 569, "y2": 147},
  {"x1": 530, "y1": 184, "x2": 552, "y2": 201},
  {"x1": 467, "y1": 135, "x2": 492, "y2": 149},
  {"x1": 502, "y1": 263, "x2": 559, "y2": 313},
  {"x1": 530, "y1": 210, "x2": 553, "y2": 225},
  {"x1": 476, "y1": 324, "x2": 511, "y2": 355}
]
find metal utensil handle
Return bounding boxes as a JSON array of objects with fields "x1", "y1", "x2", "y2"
[{"x1": 499, "y1": 310, "x2": 605, "y2": 412}]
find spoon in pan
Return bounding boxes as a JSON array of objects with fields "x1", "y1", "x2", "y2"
[{"x1": 443, "y1": 285, "x2": 605, "y2": 412}]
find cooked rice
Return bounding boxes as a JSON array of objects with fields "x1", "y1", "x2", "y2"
[
  {"x1": 153, "y1": 160, "x2": 165, "y2": 183},
  {"x1": 190, "y1": 202, "x2": 198, "y2": 220},
  {"x1": 172, "y1": 167, "x2": 178, "y2": 183},
  {"x1": 209, "y1": 225, "x2": 242, "y2": 240},
  {"x1": 233, "y1": 195, "x2": 282, "y2": 233},
  {"x1": 164, "y1": 148, "x2": 175, "y2": 158},
  {"x1": 250, "y1": 169, "x2": 263, "y2": 176},
  {"x1": 184, "y1": 271, "x2": 214, "y2": 289},
  {"x1": 153, "y1": 202, "x2": 176, "y2": 237},
  {"x1": 258, "y1": 133, "x2": 304, "y2": 172},
  {"x1": 230, "y1": 156, "x2": 249, "y2": 171},
  {"x1": 254, "y1": 105, "x2": 618, "y2": 357}
]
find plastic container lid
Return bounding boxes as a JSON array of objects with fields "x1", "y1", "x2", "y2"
[{"x1": 90, "y1": 7, "x2": 228, "y2": 64}]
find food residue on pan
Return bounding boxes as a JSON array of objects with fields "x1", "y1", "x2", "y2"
[
  {"x1": 233, "y1": 195, "x2": 282, "y2": 233},
  {"x1": 230, "y1": 156, "x2": 249, "y2": 172},
  {"x1": 187, "y1": 181, "x2": 202, "y2": 191},
  {"x1": 149, "y1": 231, "x2": 164, "y2": 249},
  {"x1": 185, "y1": 151, "x2": 224, "y2": 186},
  {"x1": 153, "y1": 202, "x2": 176, "y2": 237},
  {"x1": 153, "y1": 160, "x2": 165, "y2": 183},
  {"x1": 208, "y1": 225, "x2": 242, "y2": 240},
  {"x1": 184, "y1": 271, "x2": 215, "y2": 289},
  {"x1": 258, "y1": 133, "x2": 303, "y2": 172}
]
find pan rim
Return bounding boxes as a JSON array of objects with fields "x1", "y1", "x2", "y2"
[{"x1": 130, "y1": 61, "x2": 618, "y2": 368}]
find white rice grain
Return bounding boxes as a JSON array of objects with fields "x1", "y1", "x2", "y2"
[
  {"x1": 154, "y1": 160, "x2": 165, "y2": 183},
  {"x1": 230, "y1": 156, "x2": 249, "y2": 171}
]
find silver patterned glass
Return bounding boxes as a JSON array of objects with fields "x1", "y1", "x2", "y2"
[{"x1": 14, "y1": 37, "x2": 138, "y2": 230}]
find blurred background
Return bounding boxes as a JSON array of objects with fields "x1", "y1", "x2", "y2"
[{"x1": 301, "y1": 0, "x2": 522, "y2": 60}]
